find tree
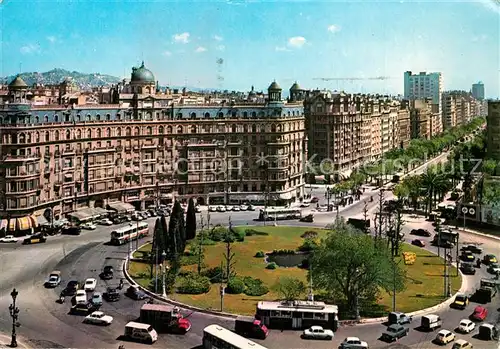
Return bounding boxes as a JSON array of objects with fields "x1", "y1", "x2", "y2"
[
  {"x1": 310, "y1": 219, "x2": 406, "y2": 319},
  {"x1": 222, "y1": 227, "x2": 237, "y2": 283},
  {"x1": 186, "y1": 198, "x2": 197, "y2": 240},
  {"x1": 149, "y1": 218, "x2": 163, "y2": 278},
  {"x1": 168, "y1": 201, "x2": 187, "y2": 258},
  {"x1": 274, "y1": 277, "x2": 307, "y2": 301}
]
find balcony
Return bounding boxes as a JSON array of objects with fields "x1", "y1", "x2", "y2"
[
  {"x1": 62, "y1": 147, "x2": 75, "y2": 156},
  {"x1": 87, "y1": 147, "x2": 115, "y2": 154},
  {"x1": 141, "y1": 144, "x2": 157, "y2": 149},
  {"x1": 3, "y1": 155, "x2": 41, "y2": 162},
  {"x1": 6, "y1": 171, "x2": 40, "y2": 179}
]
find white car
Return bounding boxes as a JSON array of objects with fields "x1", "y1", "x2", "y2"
[
  {"x1": 81, "y1": 223, "x2": 96, "y2": 230},
  {"x1": 232, "y1": 206, "x2": 240, "y2": 212},
  {"x1": 340, "y1": 337, "x2": 369, "y2": 349},
  {"x1": 195, "y1": 206, "x2": 202, "y2": 213},
  {"x1": 84, "y1": 278, "x2": 97, "y2": 292},
  {"x1": 436, "y1": 329, "x2": 455, "y2": 344},
  {"x1": 458, "y1": 319, "x2": 475, "y2": 333},
  {"x1": 302, "y1": 326, "x2": 334, "y2": 340},
  {"x1": 217, "y1": 205, "x2": 226, "y2": 212},
  {"x1": 239, "y1": 205, "x2": 247, "y2": 211},
  {"x1": 84, "y1": 311, "x2": 113, "y2": 325},
  {"x1": 209, "y1": 206, "x2": 217, "y2": 212},
  {"x1": 99, "y1": 219, "x2": 113, "y2": 226},
  {"x1": 74, "y1": 290, "x2": 87, "y2": 304},
  {"x1": 0, "y1": 235, "x2": 18, "y2": 243}
]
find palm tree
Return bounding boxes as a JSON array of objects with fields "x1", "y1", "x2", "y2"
[{"x1": 421, "y1": 168, "x2": 448, "y2": 216}]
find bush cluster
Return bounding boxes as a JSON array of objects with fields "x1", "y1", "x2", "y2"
[
  {"x1": 266, "y1": 262, "x2": 277, "y2": 270},
  {"x1": 202, "y1": 266, "x2": 224, "y2": 283},
  {"x1": 254, "y1": 251, "x2": 265, "y2": 258},
  {"x1": 271, "y1": 249, "x2": 296, "y2": 255},
  {"x1": 208, "y1": 226, "x2": 229, "y2": 242},
  {"x1": 297, "y1": 238, "x2": 318, "y2": 252},
  {"x1": 300, "y1": 231, "x2": 318, "y2": 239},
  {"x1": 245, "y1": 229, "x2": 270, "y2": 236},
  {"x1": 226, "y1": 277, "x2": 246, "y2": 294},
  {"x1": 177, "y1": 272, "x2": 211, "y2": 294}
]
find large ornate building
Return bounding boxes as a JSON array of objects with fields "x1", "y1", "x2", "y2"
[{"x1": 0, "y1": 63, "x2": 306, "y2": 226}]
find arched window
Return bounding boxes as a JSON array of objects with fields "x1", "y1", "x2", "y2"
[
  {"x1": 252, "y1": 124, "x2": 257, "y2": 133},
  {"x1": 191, "y1": 125, "x2": 197, "y2": 134},
  {"x1": 167, "y1": 126, "x2": 173, "y2": 134},
  {"x1": 66, "y1": 130, "x2": 71, "y2": 140},
  {"x1": 271, "y1": 124, "x2": 276, "y2": 133},
  {"x1": 35, "y1": 132, "x2": 40, "y2": 142},
  {"x1": 134, "y1": 127, "x2": 140, "y2": 136},
  {"x1": 116, "y1": 113, "x2": 121, "y2": 120},
  {"x1": 106, "y1": 128, "x2": 111, "y2": 137},
  {"x1": 96, "y1": 129, "x2": 101, "y2": 138},
  {"x1": 96, "y1": 114, "x2": 101, "y2": 121},
  {"x1": 117, "y1": 128, "x2": 121, "y2": 137},
  {"x1": 44, "y1": 115, "x2": 49, "y2": 122},
  {"x1": 27, "y1": 133, "x2": 31, "y2": 143},
  {"x1": 277, "y1": 124, "x2": 282, "y2": 132},
  {"x1": 106, "y1": 114, "x2": 111, "y2": 121},
  {"x1": 126, "y1": 127, "x2": 131, "y2": 136},
  {"x1": 204, "y1": 112, "x2": 210, "y2": 118},
  {"x1": 76, "y1": 130, "x2": 81, "y2": 139},
  {"x1": 76, "y1": 114, "x2": 81, "y2": 122},
  {"x1": 243, "y1": 125, "x2": 248, "y2": 133},
  {"x1": 87, "y1": 129, "x2": 92, "y2": 138},
  {"x1": 176, "y1": 112, "x2": 183, "y2": 118},
  {"x1": 54, "y1": 114, "x2": 59, "y2": 122},
  {"x1": 243, "y1": 112, "x2": 248, "y2": 118},
  {"x1": 45, "y1": 132, "x2": 50, "y2": 142},
  {"x1": 218, "y1": 112, "x2": 224, "y2": 118},
  {"x1": 55, "y1": 131, "x2": 60, "y2": 141},
  {"x1": 260, "y1": 125, "x2": 265, "y2": 133},
  {"x1": 190, "y1": 112, "x2": 196, "y2": 119},
  {"x1": 251, "y1": 112, "x2": 257, "y2": 118},
  {"x1": 177, "y1": 126, "x2": 183, "y2": 134},
  {"x1": 159, "y1": 126, "x2": 164, "y2": 134},
  {"x1": 147, "y1": 126, "x2": 152, "y2": 135},
  {"x1": 87, "y1": 114, "x2": 91, "y2": 121},
  {"x1": 35, "y1": 116, "x2": 39, "y2": 123},
  {"x1": 231, "y1": 124, "x2": 237, "y2": 133},
  {"x1": 19, "y1": 134, "x2": 26, "y2": 144}
]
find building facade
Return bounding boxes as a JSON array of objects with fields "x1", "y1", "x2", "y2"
[
  {"x1": 397, "y1": 100, "x2": 411, "y2": 149},
  {"x1": 0, "y1": 64, "x2": 307, "y2": 224},
  {"x1": 487, "y1": 100, "x2": 500, "y2": 161},
  {"x1": 472, "y1": 82, "x2": 485, "y2": 101},
  {"x1": 409, "y1": 99, "x2": 432, "y2": 139},
  {"x1": 404, "y1": 71, "x2": 443, "y2": 105},
  {"x1": 441, "y1": 91, "x2": 486, "y2": 130}
]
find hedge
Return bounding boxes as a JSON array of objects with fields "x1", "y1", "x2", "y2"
[
  {"x1": 226, "y1": 277, "x2": 246, "y2": 294},
  {"x1": 177, "y1": 272, "x2": 211, "y2": 294},
  {"x1": 243, "y1": 276, "x2": 269, "y2": 296}
]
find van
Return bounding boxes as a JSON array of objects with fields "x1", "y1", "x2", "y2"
[
  {"x1": 420, "y1": 314, "x2": 442, "y2": 331},
  {"x1": 124, "y1": 321, "x2": 158, "y2": 344}
]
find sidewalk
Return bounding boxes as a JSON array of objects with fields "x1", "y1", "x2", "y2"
[{"x1": 0, "y1": 333, "x2": 30, "y2": 349}]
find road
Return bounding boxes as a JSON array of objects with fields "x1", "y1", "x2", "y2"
[{"x1": 0, "y1": 151, "x2": 498, "y2": 349}]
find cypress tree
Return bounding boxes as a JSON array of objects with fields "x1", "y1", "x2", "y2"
[
  {"x1": 149, "y1": 218, "x2": 161, "y2": 278},
  {"x1": 160, "y1": 214, "x2": 169, "y2": 261},
  {"x1": 168, "y1": 201, "x2": 187, "y2": 259},
  {"x1": 186, "y1": 198, "x2": 197, "y2": 240}
]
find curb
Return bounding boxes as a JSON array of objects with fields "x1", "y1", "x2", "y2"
[
  {"x1": 0, "y1": 334, "x2": 31, "y2": 349},
  {"x1": 458, "y1": 228, "x2": 500, "y2": 242}
]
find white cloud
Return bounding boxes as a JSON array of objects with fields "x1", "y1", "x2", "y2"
[
  {"x1": 214, "y1": 35, "x2": 223, "y2": 41},
  {"x1": 275, "y1": 46, "x2": 290, "y2": 52},
  {"x1": 163, "y1": 51, "x2": 172, "y2": 57},
  {"x1": 477, "y1": 0, "x2": 500, "y2": 13},
  {"x1": 195, "y1": 46, "x2": 207, "y2": 53},
  {"x1": 173, "y1": 32, "x2": 190, "y2": 44},
  {"x1": 216, "y1": 45, "x2": 225, "y2": 51},
  {"x1": 287, "y1": 36, "x2": 306, "y2": 48},
  {"x1": 20, "y1": 44, "x2": 40, "y2": 54},
  {"x1": 327, "y1": 24, "x2": 341, "y2": 33},
  {"x1": 472, "y1": 34, "x2": 488, "y2": 42},
  {"x1": 46, "y1": 36, "x2": 57, "y2": 43}
]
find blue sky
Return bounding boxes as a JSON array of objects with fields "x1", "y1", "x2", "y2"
[{"x1": 1, "y1": 0, "x2": 499, "y2": 97}]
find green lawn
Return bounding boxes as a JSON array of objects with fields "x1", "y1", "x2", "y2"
[{"x1": 128, "y1": 226, "x2": 461, "y2": 317}]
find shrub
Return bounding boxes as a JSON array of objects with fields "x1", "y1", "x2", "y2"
[
  {"x1": 299, "y1": 258, "x2": 310, "y2": 269},
  {"x1": 300, "y1": 231, "x2": 318, "y2": 239},
  {"x1": 243, "y1": 276, "x2": 269, "y2": 296},
  {"x1": 180, "y1": 254, "x2": 198, "y2": 266},
  {"x1": 245, "y1": 229, "x2": 269, "y2": 236},
  {"x1": 226, "y1": 277, "x2": 246, "y2": 294},
  {"x1": 298, "y1": 238, "x2": 318, "y2": 252},
  {"x1": 177, "y1": 273, "x2": 211, "y2": 294},
  {"x1": 266, "y1": 262, "x2": 277, "y2": 270},
  {"x1": 254, "y1": 251, "x2": 265, "y2": 258},
  {"x1": 202, "y1": 266, "x2": 223, "y2": 283},
  {"x1": 209, "y1": 226, "x2": 228, "y2": 242},
  {"x1": 272, "y1": 249, "x2": 296, "y2": 255},
  {"x1": 234, "y1": 230, "x2": 245, "y2": 242}
]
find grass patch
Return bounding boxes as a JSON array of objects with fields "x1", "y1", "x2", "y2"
[{"x1": 128, "y1": 226, "x2": 462, "y2": 316}]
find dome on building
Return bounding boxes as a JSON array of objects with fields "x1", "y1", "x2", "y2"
[
  {"x1": 8, "y1": 75, "x2": 28, "y2": 89},
  {"x1": 290, "y1": 82, "x2": 301, "y2": 91},
  {"x1": 268, "y1": 81, "x2": 282, "y2": 91},
  {"x1": 131, "y1": 61, "x2": 155, "y2": 83}
]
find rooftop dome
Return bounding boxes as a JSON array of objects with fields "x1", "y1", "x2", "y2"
[
  {"x1": 131, "y1": 61, "x2": 155, "y2": 83},
  {"x1": 290, "y1": 82, "x2": 301, "y2": 91},
  {"x1": 8, "y1": 75, "x2": 28, "y2": 89},
  {"x1": 268, "y1": 81, "x2": 282, "y2": 91}
]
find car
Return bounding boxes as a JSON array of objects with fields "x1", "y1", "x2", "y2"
[
  {"x1": 300, "y1": 202, "x2": 311, "y2": 208},
  {"x1": 74, "y1": 290, "x2": 88, "y2": 304},
  {"x1": 70, "y1": 303, "x2": 93, "y2": 315},
  {"x1": 435, "y1": 329, "x2": 456, "y2": 344},
  {"x1": 471, "y1": 305, "x2": 488, "y2": 321},
  {"x1": 61, "y1": 226, "x2": 81, "y2": 235},
  {"x1": 411, "y1": 239, "x2": 425, "y2": 247},
  {"x1": 460, "y1": 263, "x2": 476, "y2": 275},
  {"x1": 225, "y1": 206, "x2": 233, "y2": 212},
  {"x1": 487, "y1": 263, "x2": 500, "y2": 275},
  {"x1": 84, "y1": 278, "x2": 97, "y2": 292},
  {"x1": 125, "y1": 285, "x2": 148, "y2": 300},
  {"x1": 239, "y1": 205, "x2": 247, "y2": 211},
  {"x1": 81, "y1": 222, "x2": 97, "y2": 230},
  {"x1": 101, "y1": 266, "x2": 114, "y2": 280},
  {"x1": 381, "y1": 324, "x2": 409, "y2": 342},
  {"x1": 84, "y1": 311, "x2": 113, "y2": 326},
  {"x1": 22, "y1": 234, "x2": 47, "y2": 245},
  {"x1": 0, "y1": 235, "x2": 18, "y2": 243},
  {"x1": 231, "y1": 206, "x2": 240, "y2": 212},
  {"x1": 461, "y1": 244, "x2": 483, "y2": 254},
  {"x1": 208, "y1": 206, "x2": 217, "y2": 212},
  {"x1": 63, "y1": 280, "x2": 80, "y2": 296},
  {"x1": 302, "y1": 326, "x2": 333, "y2": 340},
  {"x1": 388, "y1": 312, "x2": 412, "y2": 325},
  {"x1": 299, "y1": 214, "x2": 314, "y2": 223},
  {"x1": 246, "y1": 205, "x2": 255, "y2": 211},
  {"x1": 483, "y1": 254, "x2": 497, "y2": 265},
  {"x1": 460, "y1": 251, "x2": 475, "y2": 262},
  {"x1": 90, "y1": 292, "x2": 103, "y2": 307},
  {"x1": 451, "y1": 294, "x2": 469, "y2": 309},
  {"x1": 410, "y1": 228, "x2": 431, "y2": 237},
  {"x1": 310, "y1": 197, "x2": 319, "y2": 203},
  {"x1": 339, "y1": 336, "x2": 369, "y2": 349},
  {"x1": 104, "y1": 287, "x2": 120, "y2": 302},
  {"x1": 99, "y1": 218, "x2": 113, "y2": 226},
  {"x1": 216, "y1": 205, "x2": 226, "y2": 212},
  {"x1": 45, "y1": 271, "x2": 62, "y2": 288},
  {"x1": 195, "y1": 206, "x2": 202, "y2": 213},
  {"x1": 457, "y1": 319, "x2": 475, "y2": 333},
  {"x1": 452, "y1": 339, "x2": 473, "y2": 349}
]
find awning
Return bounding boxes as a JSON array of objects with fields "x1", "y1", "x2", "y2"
[
  {"x1": 279, "y1": 192, "x2": 293, "y2": 200},
  {"x1": 68, "y1": 207, "x2": 103, "y2": 221},
  {"x1": 8, "y1": 219, "x2": 16, "y2": 232},
  {"x1": 2, "y1": 215, "x2": 38, "y2": 232},
  {"x1": 93, "y1": 207, "x2": 109, "y2": 216},
  {"x1": 0, "y1": 219, "x2": 8, "y2": 230},
  {"x1": 17, "y1": 217, "x2": 31, "y2": 231},
  {"x1": 37, "y1": 215, "x2": 49, "y2": 226},
  {"x1": 107, "y1": 202, "x2": 135, "y2": 213}
]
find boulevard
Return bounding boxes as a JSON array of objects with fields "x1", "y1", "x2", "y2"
[{"x1": 0, "y1": 154, "x2": 498, "y2": 349}]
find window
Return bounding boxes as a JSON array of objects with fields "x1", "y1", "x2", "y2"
[
  {"x1": 105, "y1": 128, "x2": 110, "y2": 137},
  {"x1": 44, "y1": 115, "x2": 49, "y2": 122},
  {"x1": 116, "y1": 113, "x2": 121, "y2": 120},
  {"x1": 87, "y1": 129, "x2": 92, "y2": 138},
  {"x1": 76, "y1": 114, "x2": 81, "y2": 122},
  {"x1": 252, "y1": 112, "x2": 257, "y2": 118},
  {"x1": 243, "y1": 111, "x2": 248, "y2": 118},
  {"x1": 147, "y1": 126, "x2": 152, "y2": 135},
  {"x1": 204, "y1": 112, "x2": 210, "y2": 118},
  {"x1": 55, "y1": 131, "x2": 60, "y2": 141},
  {"x1": 134, "y1": 127, "x2": 140, "y2": 136},
  {"x1": 76, "y1": 130, "x2": 81, "y2": 139},
  {"x1": 96, "y1": 114, "x2": 101, "y2": 121},
  {"x1": 177, "y1": 126, "x2": 183, "y2": 134},
  {"x1": 66, "y1": 130, "x2": 71, "y2": 140},
  {"x1": 176, "y1": 112, "x2": 183, "y2": 118},
  {"x1": 117, "y1": 128, "x2": 122, "y2": 136},
  {"x1": 126, "y1": 127, "x2": 131, "y2": 136},
  {"x1": 167, "y1": 126, "x2": 172, "y2": 134},
  {"x1": 252, "y1": 124, "x2": 257, "y2": 133},
  {"x1": 35, "y1": 116, "x2": 39, "y2": 123},
  {"x1": 191, "y1": 125, "x2": 197, "y2": 133},
  {"x1": 45, "y1": 132, "x2": 50, "y2": 142},
  {"x1": 190, "y1": 112, "x2": 196, "y2": 119},
  {"x1": 159, "y1": 126, "x2": 164, "y2": 134},
  {"x1": 54, "y1": 114, "x2": 59, "y2": 122},
  {"x1": 87, "y1": 114, "x2": 91, "y2": 121},
  {"x1": 231, "y1": 124, "x2": 237, "y2": 133},
  {"x1": 218, "y1": 112, "x2": 224, "y2": 118}
]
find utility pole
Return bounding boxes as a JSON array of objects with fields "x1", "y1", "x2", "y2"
[
  {"x1": 376, "y1": 189, "x2": 385, "y2": 240},
  {"x1": 197, "y1": 214, "x2": 205, "y2": 275},
  {"x1": 307, "y1": 262, "x2": 314, "y2": 301},
  {"x1": 219, "y1": 260, "x2": 225, "y2": 312}
]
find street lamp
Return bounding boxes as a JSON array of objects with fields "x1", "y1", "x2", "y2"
[
  {"x1": 9, "y1": 288, "x2": 20, "y2": 348},
  {"x1": 161, "y1": 250, "x2": 167, "y2": 298},
  {"x1": 325, "y1": 187, "x2": 332, "y2": 212}
]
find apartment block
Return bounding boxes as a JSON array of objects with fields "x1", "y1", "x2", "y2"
[
  {"x1": 487, "y1": 100, "x2": 500, "y2": 161},
  {"x1": 397, "y1": 100, "x2": 411, "y2": 149},
  {"x1": 472, "y1": 82, "x2": 485, "y2": 101},
  {"x1": 410, "y1": 99, "x2": 432, "y2": 139}
]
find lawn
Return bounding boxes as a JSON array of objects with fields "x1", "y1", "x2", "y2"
[{"x1": 128, "y1": 226, "x2": 461, "y2": 317}]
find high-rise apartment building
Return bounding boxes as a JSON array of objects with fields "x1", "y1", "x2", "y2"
[
  {"x1": 472, "y1": 82, "x2": 485, "y2": 101},
  {"x1": 409, "y1": 99, "x2": 433, "y2": 140},
  {"x1": 404, "y1": 71, "x2": 443, "y2": 105},
  {"x1": 0, "y1": 63, "x2": 307, "y2": 224},
  {"x1": 487, "y1": 100, "x2": 500, "y2": 161}
]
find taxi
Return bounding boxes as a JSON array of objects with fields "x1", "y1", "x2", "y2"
[
  {"x1": 22, "y1": 234, "x2": 47, "y2": 245},
  {"x1": 483, "y1": 254, "x2": 498, "y2": 265},
  {"x1": 451, "y1": 294, "x2": 469, "y2": 310}
]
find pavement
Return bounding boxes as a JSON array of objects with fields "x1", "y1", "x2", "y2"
[{"x1": 0, "y1": 333, "x2": 30, "y2": 349}]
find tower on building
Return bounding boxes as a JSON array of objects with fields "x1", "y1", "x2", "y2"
[{"x1": 268, "y1": 80, "x2": 282, "y2": 102}]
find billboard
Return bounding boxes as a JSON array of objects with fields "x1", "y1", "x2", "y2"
[{"x1": 481, "y1": 205, "x2": 500, "y2": 227}]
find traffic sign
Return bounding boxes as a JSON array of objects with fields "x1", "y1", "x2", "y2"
[{"x1": 462, "y1": 207, "x2": 468, "y2": 214}]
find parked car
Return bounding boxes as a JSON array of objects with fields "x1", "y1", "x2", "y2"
[
  {"x1": 246, "y1": 204, "x2": 255, "y2": 211},
  {"x1": 435, "y1": 329, "x2": 455, "y2": 345},
  {"x1": 70, "y1": 303, "x2": 93, "y2": 315},
  {"x1": 410, "y1": 228, "x2": 431, "y2": 237},
  {"x1": 411, "y1": 239, "x2": 425, "y2": 247},
  {"x1": 99, "y1": 218, "x2": 113, "y2": 226},
  {"x1": 471, "y1": 305, "x2": 488, "y2": 321},
  {"x1": 81, "y1": 222, "x2": 97, "y2": 230},
  {"x1": 339, "y1": 337, "x2": 369, "y2": 349},
  {"x1": 451, "y1": 294, "x2": 469, "y2": 309},
  {"x1": 22, "y1": 234, "x2": 47, "y2": 245},
  {"x1": 231, "y1": 206, "x2": 240, "y2": 212},
  {"x1": 91, "y1": 292, "x2": 103, "y2": 307},
  {"x1": 457, "y1": 319, "x2": 475, "y2": 333},
  {"x1": 452, "y1": 339, "x2": 473, "y2": 349},
  {"x1": 0, "y1": 235, "x2": 18, "y2": 243},
  {"x1": 126, "y1": 285, "x2": 148, "y2": 300},
  {"x1": 209, "y1": 206, "x2": 217, "y2": 212},
  {"x1": 216, "y1": 205, "x2": 226, "y2": 212},
  {"x1": 63, "y1": 280, "x2": 80, "y2": 296},
  {"x1": 381, "y1": 324, "x2": 409, "y2": 342},
  {"x1": 239, "y1": 205, "x2": 247, "y2": 211},
  {"x1": 487, "y1": 263, "x2": 500, "y2": 275},
  {"x1": 302, "y1": 326, "x2": 333, "y2": 340},
  {"x1": 84, "y1": 278, "x2": 97, "y2": 292},
  {"x1": 460, "y1": 263, "x2": 476, "y2": 275},
  {"x1": 84, "y1": 311, "x2": 113, "y2": 326},
  {"x1": 461, "y1": 244, "x2": 483, "y2": 254},
  {"x1": 100, "y1": 266, "x2": 114, "y2": 280},
  {"x1": 310, "y1": 197, "x2": 319, "y2": 203},
  {"x1": 104, "y1": 287, "x2": 120, "y2": 302},
  {"x1": 483, "y1": 254, "x2": 497, "y2": 265}
]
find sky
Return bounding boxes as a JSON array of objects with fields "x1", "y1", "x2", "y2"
[{"x1": 1, "y1": 0, "x2": 499, "y2": 97}]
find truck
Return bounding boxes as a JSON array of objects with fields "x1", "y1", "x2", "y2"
[
  {"x1": 139, "y1": 304, "x2": 191, "y2": 334},
  {"x1": 234, "y1": 316, "x2": 269, "y2": 339}
]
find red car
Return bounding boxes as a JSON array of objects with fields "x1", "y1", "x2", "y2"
[
  {"x1": 411, "y1": 239, "x2": 425, "y2": 247},
  {"x1": 471, "y1": 306, "x2": 488, "y2": 321}
]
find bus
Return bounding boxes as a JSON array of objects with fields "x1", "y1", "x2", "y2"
[
  {"x1": 256, "y1": 300, "x2": 338, "y2": 331},
  {"x1": 202, "y1": 325, "x2": 268, "y2": 349},
  {"x1": 258, "y1": 208, "x2": 302, "y2": 221},
  {"x1": 110, "y1": 222, "x2": 149, "y2": 245}
]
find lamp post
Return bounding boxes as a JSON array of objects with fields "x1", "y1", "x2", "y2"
[
  {"x1": 325, "y1": 187, "x2": 332, "y2": 212},
  {"x1": 161, "y1": 250, "x2": 167, "y2": 298},
  {"x1": 9, "y1": 288, "x2": 19, "y2": 348}
]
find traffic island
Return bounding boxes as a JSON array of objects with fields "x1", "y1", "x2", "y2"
[{"x1": 127, "y1": 225, "x2": 462, "y2": 318}]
